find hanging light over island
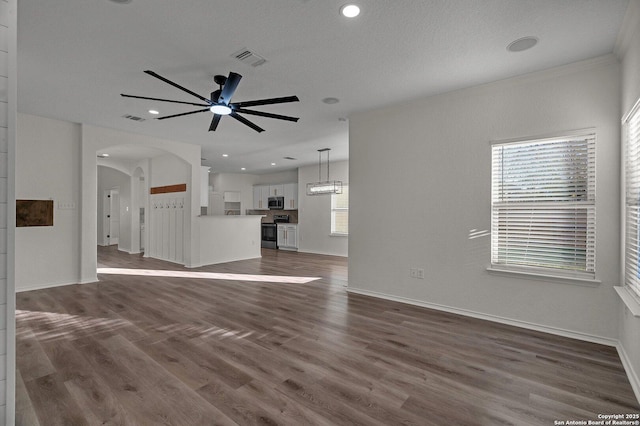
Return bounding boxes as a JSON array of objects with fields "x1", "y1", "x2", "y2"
[{"x1": 306, "y1": 148, "x2": 343, "y2": 195}]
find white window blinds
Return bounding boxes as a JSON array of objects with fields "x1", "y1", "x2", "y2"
[
  {"x1": 624, "y1": 101, "x2": 640, "y2": 297},
  {"x1": 491, "y1": 133, "x2": 596, "y2": 276},
  {"x1": 331, "y1": 184, "x2": 349, "y2": 235}
]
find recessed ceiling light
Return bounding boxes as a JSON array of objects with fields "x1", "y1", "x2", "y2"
[
  {"x1": 97, "y1": 153, "x2": 109, "y2": 158},
  {"x1": 241, "y1": 167, "x2": 246, "y2": 171},
  {"x1": 271, "y1": 162, "x2": 276, "y2": 166},
  {"x1": 507, "y1": 36, "x2": 538, "y2": 52},
  {"x1": 340, "y1": 4, "x2": 360, "y2": 18},
  {"x1": 322, "y1": 97, "x2": 340, "y2": 104},
  {"x1": 148, "y1": 109, "x2": 159, "y2": 115},
  {"x1": 222, "y1": 154, "x2": 229, "y2": 157}
]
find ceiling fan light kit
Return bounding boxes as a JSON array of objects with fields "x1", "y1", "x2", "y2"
[
  {"x1": 209, "y1": 105, "x2": 232, "y2": 115},
  {"x1": 307, "y1": 148, "x2": 343, "y2": 195},
  {"x1": 121, "y1": 70, "x2": 300, "y2": 133}
]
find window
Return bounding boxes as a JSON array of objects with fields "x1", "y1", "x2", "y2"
[
  {"x1": 331, "y1": 184, "x2": 349, "y2": 235},
  {"x1": 624, "y1": 100, "x2": 640, "y2": 298},
  {"x1": 491, "y1": 132, "x2": 596, "y2": 278}
]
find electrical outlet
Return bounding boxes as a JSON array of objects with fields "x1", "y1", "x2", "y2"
[{"x1": 409, "y1": 267, "x2": 425, "y2": 279}]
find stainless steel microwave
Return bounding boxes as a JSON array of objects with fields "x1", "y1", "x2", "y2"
[{"x1": 268, "y1": 196, "x2": 284, "y2": 210}]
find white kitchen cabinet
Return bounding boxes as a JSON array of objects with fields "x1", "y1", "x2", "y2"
[
  {"x1": 284, "y1": 183, "x2": 298, "y2": 209},
  {"x1": 253, "y1": 186, "x2": 262, "y2": 209},
  {"x1": 254, "y1": 183, "x2": 297, "y2": 209},
  {"x1": 223, "y1": 191, "x2": 240, "y2": 202},
  {"x1": 223, "y1": 191, "x2": 241, "y2": 215},
  {"x1": 200, "y1": 166, "x2": 211, "y2": 207},
  {"x1": 276, "y1": 224, "x2": 286, "y2": 247},
  {"x1": 253, "y1": 185, "x2": 270, "y2": 210},
  {"x1": 270, "y1": 184, "x2": 284, "y2": 197},
  {"x1": 277, "y1": 223, "x2": 298, "y2": 250}
]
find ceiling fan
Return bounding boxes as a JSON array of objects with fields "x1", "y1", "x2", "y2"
[{"x1": 121, "y1": 70, "x2": 300, "y2": 133}]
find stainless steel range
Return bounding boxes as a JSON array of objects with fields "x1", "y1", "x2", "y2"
[{"x1": 261, "y1": 214, "x2": 289, "y2": 248}]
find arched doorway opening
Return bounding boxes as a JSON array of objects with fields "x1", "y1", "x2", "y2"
[{"x1": 94, "y1": 145, "x2": 193, "y2": 266}]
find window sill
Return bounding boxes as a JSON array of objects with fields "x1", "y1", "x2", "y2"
[
  {"x1": 330, "y1": 233, "x2": 348, "y2": 237},
  {"x1": 486, "y1": 266, "x2": 601, "y2": 287},
  {"x1": 614, "y1": 286, "x2": 640, "y2": 317}
]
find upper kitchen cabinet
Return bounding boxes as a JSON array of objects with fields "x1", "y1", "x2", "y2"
[
  {"x1": 223, "y1": 191, "x2": 241, "y2": 215},
  {"x1": 253, "y1": 185, "x2": 270, "y2": 210},
  {"x1": 269, "y1": 184, "x2": 284, "y2": 197},
  {"x1": 223, "y1": 191, "x2": 241, "y2": 202},
  {"x1": 284, "y1": 183, "x2": 298, "y2": 210},
  {"x1": 253, "y1": 183, "x2": 298, "y2": 210}
]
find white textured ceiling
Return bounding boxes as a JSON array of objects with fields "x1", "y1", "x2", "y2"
[{"x1": 17, "y1": 0, "x2": 629, "y2": 174}]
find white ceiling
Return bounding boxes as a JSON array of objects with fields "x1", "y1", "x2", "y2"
[{"x1": 17, "y1": 0, "x2": 629, "y2": 174}]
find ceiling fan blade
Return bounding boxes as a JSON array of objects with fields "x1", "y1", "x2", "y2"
[
  {"x1": 120, "y1": 94, "x2": 210, "y2": 107},
  {"x1": 231, "y1": 96, "x2": 299, "y2": 108},
  {"x1": 218, "y1": 72, "x2": 242, "y2": 105},
  {"x1": 230, "y1": 112, "x2": 264, "y2": 133},
  {"x1": 144, "y1": 70, "x2": 211, "y2": 104},
  {"x1": 156, "y1": 108, "x2": 211, "y2": 120},
  {"x1": 209, "y1": 114, "x2": 222, "y2": 131},
  {"x1": 235, "y1": 108, "x2": 299, "y2": 122}
]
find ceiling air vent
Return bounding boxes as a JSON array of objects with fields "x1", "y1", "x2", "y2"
[
  {"x1": 231, "y1": 48, "x2": 267, "y2": 67},
  {"x1": 283, "y1": 156, "x2": 297, "y2": 160},
  {"x1": 122, "y1": 114, "x2": 146, "y2": 122}
]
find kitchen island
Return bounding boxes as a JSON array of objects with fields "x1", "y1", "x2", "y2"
[{"x1": 195, "y1": 215, "x2": 264, "y2": 267}]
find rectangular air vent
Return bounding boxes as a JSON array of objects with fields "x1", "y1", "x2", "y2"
[
  {"x1": 232, "y1": 48, "x2": 267, "y2": 67},
  {"x1": 122, "y1": 114, "x2": 146, "y2": 122}
]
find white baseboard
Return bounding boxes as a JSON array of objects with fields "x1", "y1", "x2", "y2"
[
  {"x1": 79, "y1": 275, "x2": 98, "y2": 285},
  {"x1": 118, "y1": 248, "x2": 142, "y2": 255},
  {"x1": 346, "y1": 287, "x2": 618, "y2": 347},
  {"x1": 17, "y1": 280, "x2": 80, "y2": 293},
  {"x1": 297, "y1": 248, "x2": 348, "y2": 258},
  {"x1": 187, "y1": 254, "x2": 262, "y2": 269},
  {"x1": 617, "y1": 342, "x2": 640, "y2": 404}
]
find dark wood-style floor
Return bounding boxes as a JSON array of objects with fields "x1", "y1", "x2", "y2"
[{"x1": 16, "y1": 246, "x2": 639, "y2": 425}]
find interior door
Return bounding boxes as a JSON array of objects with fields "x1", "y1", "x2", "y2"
[{"x1": 108, "y1": 189, "x2": 120, "y2": 245}]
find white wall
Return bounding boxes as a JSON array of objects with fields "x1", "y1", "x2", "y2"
[
  {"x1": 211, "y1": 172, "x2": 258, "y2": 215},
  {"x1": 617, "y1": 0, "x2": 640, "y2": 403},
  {"x1": 297, "y1": 160, "x2": 348, "y2": 257},
  {"x1": 130, "y1": 164, "x2": 148, "y2": 254},
  {"x1": 349, "y1": 56, "x2": 621, "y2": 343},
  {"x1": 149, "y1": 154, "x2": 189, "y2": 188},
  {"x1": 255, "y1": 170, "x2": 298, "y2": 185},
  {"x1": 16, "y1": 114, "x2": 82, "y2": 291},
  {"x1": 2, "y1": 1, "x2": 15, "y2": 422}
]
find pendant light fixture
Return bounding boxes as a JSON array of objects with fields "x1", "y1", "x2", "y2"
[{"x1": 306, "y1": 148, "x2": 343, "y2": 195}]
